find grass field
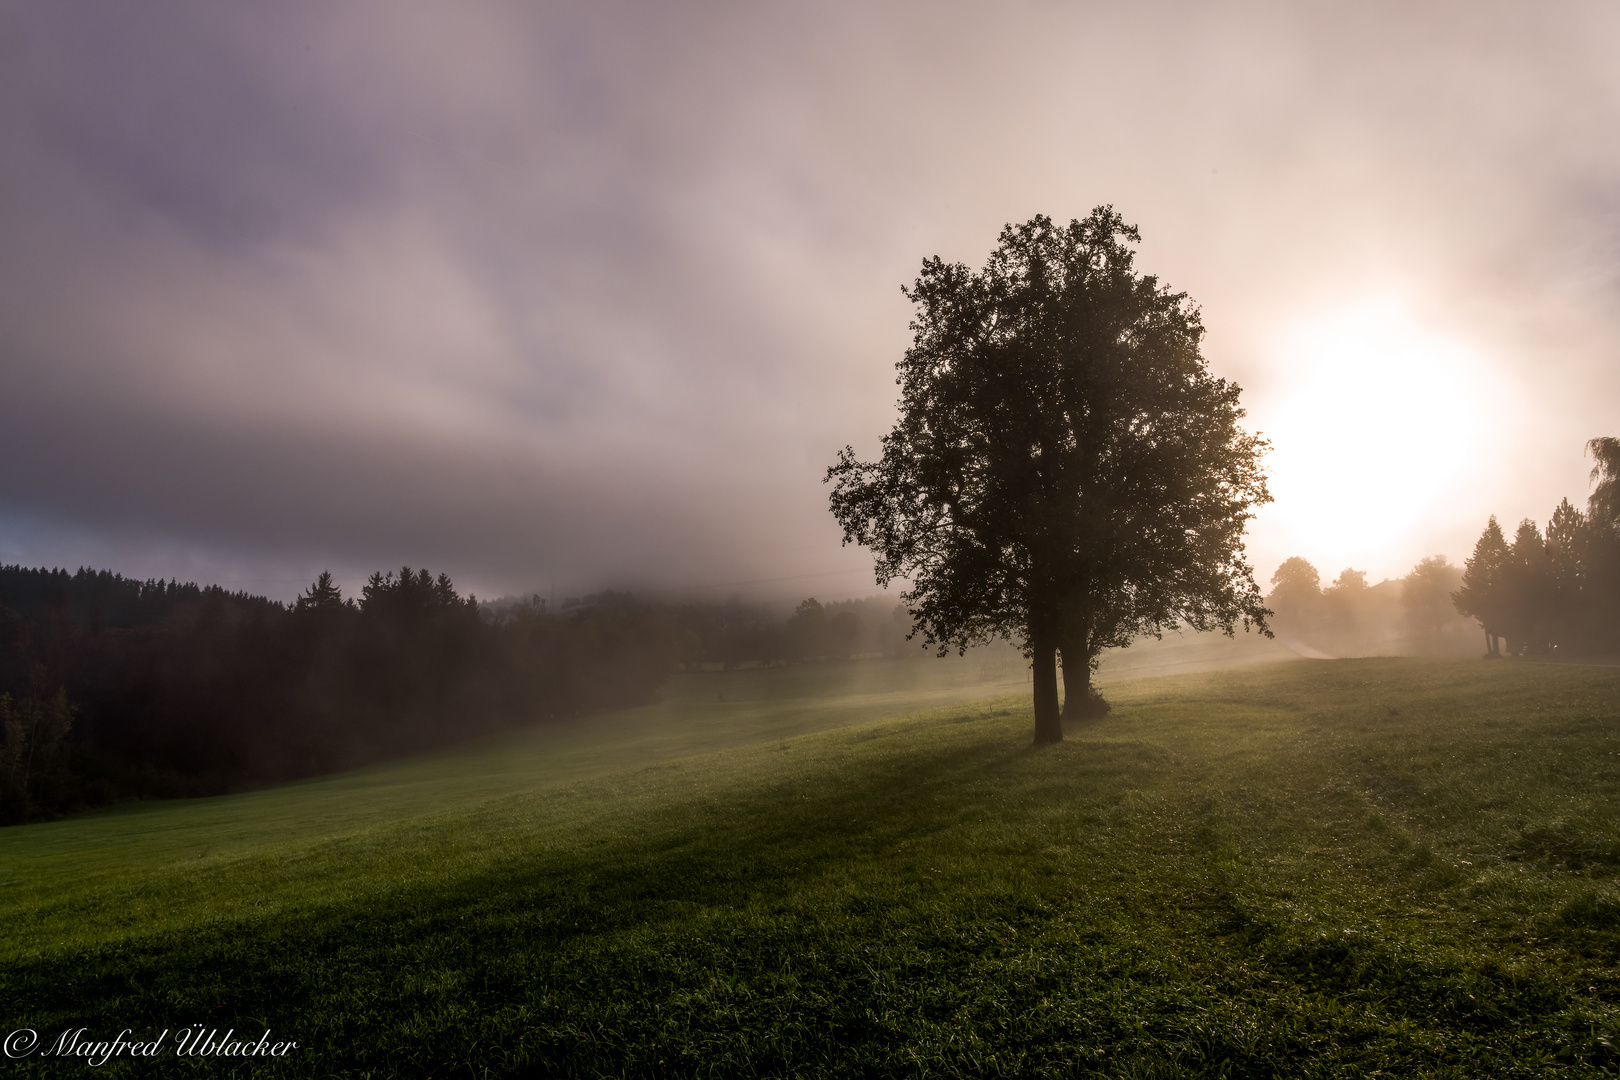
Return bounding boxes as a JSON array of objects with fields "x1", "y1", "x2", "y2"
[{"x1": 3, "y1": 654, "x2": 1619, "y2": 1077}]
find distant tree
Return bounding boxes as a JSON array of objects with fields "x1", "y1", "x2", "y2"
[
  {"x1": 787, "y1": 598, "x2": 827, "y2": 660},
  {"x1": 1319, "y1": 568, "x2": 1369, "y2": 650},
  {"x1": 1401, "y1": 556, "x2": 1462, "y2": 651},
  {"x1": 294, "y1": 570, "x2": 347, "y2": 614},
  {"x1": 1267, "y1": 557, "x2": 1323, "y2": 642},
  {"x1": 1584, "y1": 439, "x2": 1620, "y2": 651},
  {"x1": 1270, "y1": 557, "x2": 1320, "y2": 594},
  {"x1": 1545, "y1": 498, "x2": 1591, "y2": 649},
  {"x1": 1499, "y1": 520, "x2": 1553, "y2": 655},
  {"x1": 826, "y1": 607, "x2": 862, "y2": 657},
  {"x1": 1453, "y1": 516, "x2": 1510, "y2": 657},
  {"x1": 1546, "y1": 499, "x2": 1588, "y2": 585},
  {"x1": 827, "y1": 208, "x2": 1271, "y2": 744},
  {"x1": 1332, "y1": 568, "x2": 1366, "y2": 592},
  {"x1": 1588, "y1": 437, "x2": 1620, "y2": 532},
  {"x1": 361, "y1": 567, "x2": 476, "y2": 623}
]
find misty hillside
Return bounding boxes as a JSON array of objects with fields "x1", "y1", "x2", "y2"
[
  {"x1": 6, "y1": 658, "x2": 1620, "y2": 1075},
  {"x1": 0, "y1": 565, "x2": 990, "y2": 824}
]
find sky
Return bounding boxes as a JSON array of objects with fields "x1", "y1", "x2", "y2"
[{"x1": 0, "y1": 1, "x2": 1617, "y2": 604}]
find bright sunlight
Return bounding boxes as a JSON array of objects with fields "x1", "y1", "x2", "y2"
[{"x1": 1261, "y1": 301, "x2": 1491, "y2": 569}]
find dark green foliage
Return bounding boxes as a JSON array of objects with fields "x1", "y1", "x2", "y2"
[
  {"x1": 0, "y1": 565, "x2": 677, "y2": 821},
  {"x1": 0, "y1": 688, "x2": 75, "y2": 823},
  {"x1": 828, "y1": 208, "x2": 1271, "y2": 743},
  {"x1": 0, "y1": 564, "x2": 954, "y2": 823}
]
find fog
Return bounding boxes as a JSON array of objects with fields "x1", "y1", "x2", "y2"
[{"x1": 2, "y1": 2, "x2": 1618, "y2": 600}]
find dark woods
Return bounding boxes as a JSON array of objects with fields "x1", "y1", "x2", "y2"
[
  {"x1": 0, "y1": 567, "x2": 675, "y2": 824},
  {"x1": 0, "y1": 565, "x2": 919, "y2": 824},
  {"x1": 1452, "y1": 438, "x2": 1620, "y2": 657}
]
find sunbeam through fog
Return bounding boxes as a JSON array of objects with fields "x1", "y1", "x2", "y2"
[{"x1": 1258, "y1": 301, "x2": 1502, "y2": 574}]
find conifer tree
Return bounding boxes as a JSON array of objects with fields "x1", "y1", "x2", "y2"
[{"x1": 1453, "y1": 516, "x2": 1511, "y2": 656}]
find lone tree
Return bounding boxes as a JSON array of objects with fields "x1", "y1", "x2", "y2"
[{"x1": 827, "y1": 209, "x2": 1272, "y2": 744}]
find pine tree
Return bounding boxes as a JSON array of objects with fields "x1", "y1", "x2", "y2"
[
  {"x1": 1502, "y1": 519, "x2": 1551, "y2": 654},
  {"x1": 1545, "y1": 498, "x2": 1589, "y2": 648},
  {"x1": 295, "y1": 570, "x2": 346, "y2": 614},
  {"x1": 1453, "y1": 516, "x2": 1510, "y2": 657}
]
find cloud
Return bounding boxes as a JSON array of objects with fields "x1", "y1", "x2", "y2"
[{"x1": 1, "y1": 0, "x2": 1618, "y2": 598}]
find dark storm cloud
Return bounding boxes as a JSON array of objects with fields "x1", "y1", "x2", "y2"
[{"x1": 1, "y1": 1, "x2": 1618, "y2": 597}]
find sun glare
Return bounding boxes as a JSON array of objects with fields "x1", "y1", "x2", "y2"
[{"x1": 1260, "y1": 302, "x2": 1488, "y2": 570}]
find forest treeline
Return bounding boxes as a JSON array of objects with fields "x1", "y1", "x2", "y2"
[
  {"x1": 0, "y1": 566, "x2": 918, "y2": 824},
  {"x1": 1267, "y1": 438, "x2": 1620, "y2": 659},
  {"x1": 1451, "y1": 438, "x2": 1620, "y2": 656},
  {"x1": 1264, "y1": 555, "x2": 1478, "y2": 658},
  {"x1": 564, "y1": 593, "x2": 920, "y2": 670}
]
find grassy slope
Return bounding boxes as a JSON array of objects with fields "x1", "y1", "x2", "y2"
[
  {"x1": 0, "y1": 656, "x2": 1032, "y2": 950},
  {"x1": 3, "y1": 656, "x2": 1619, "y2": 1077}
]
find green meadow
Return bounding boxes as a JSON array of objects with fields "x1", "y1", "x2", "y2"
[{"x1": 3, "y1": 653, "x2": 1620, "y2": 1077}]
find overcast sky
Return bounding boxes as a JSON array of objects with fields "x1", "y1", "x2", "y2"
[{"x1": 1, "y1": 1, "x2": 1617, "y2": 603}]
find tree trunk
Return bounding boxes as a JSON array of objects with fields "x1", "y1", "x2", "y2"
[
  {"x1": 1060, "y1": 635, "x2": 1110, "y2": 721},
  {"x1": 1032, "y1": 637, "x2": 1062, "y2": 744},
  {"x1": 1059, "y1": 639, "x2": 1087, "y2": 720}
]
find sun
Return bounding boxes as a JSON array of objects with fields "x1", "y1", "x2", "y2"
[{"x1": 1258, "y1": 302, "x2": 1489, "y2": 570}]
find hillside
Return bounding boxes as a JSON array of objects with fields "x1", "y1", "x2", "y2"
[{"x1": 3, "y1": 657, "x2": 1619, "y2": 1076}]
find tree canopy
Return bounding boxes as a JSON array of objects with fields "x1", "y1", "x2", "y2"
[
  {"x1": 827, "y1": 208, "x2": 1271, "y2": 744},
  {"x1": 1589, "y1": 437, "x2": 1620, "y2": 532}
]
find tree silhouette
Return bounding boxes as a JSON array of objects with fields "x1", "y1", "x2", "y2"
[
  {"x1": 828, "y1": 209, "x2": 1271, "y2": 744},
  {"x1": 1544, "y1": 498, "x2": 1589, "y2": 648},
  {"x1": 294, "y1": 570, "x2": 347, "y2": 614},
  {"x1": 786, "y1": 597, "x2": 826, "y2": 660},
  {"x1": 1589, "y1": 437, "x2": 1620, "y2": 532},
  {"x1": 1503, "y1": 519, "x2": 1552, "y2": 654},
  {"x1": 1453, "y1": 516, "x2": 1510, "y2": 656},
  {"x1": 1452, "y1": 440, "x2": 1620, "y2": 658},
  {"x1": 1267, "y1": 557, "x2": 1323, "y2": 643},
  {"x1": 1401, "y1": 556, "x2": 1462, "y2": 651},
  {"x1": 1584, "y1": 441, "x2": 1620, "y2": 651}
]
